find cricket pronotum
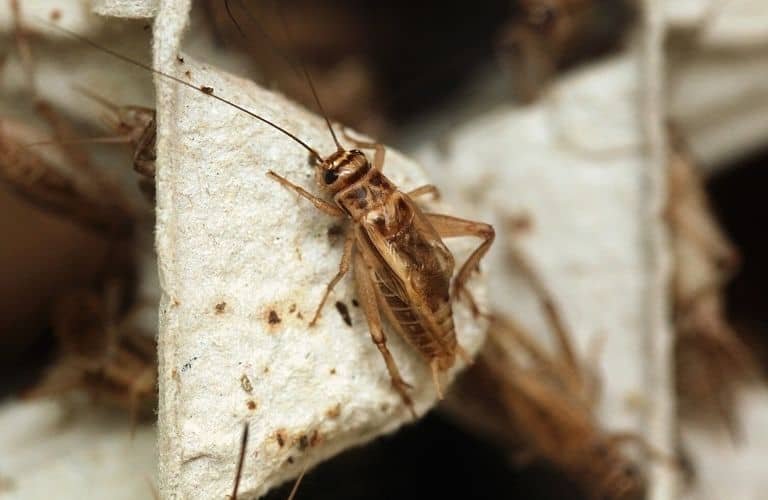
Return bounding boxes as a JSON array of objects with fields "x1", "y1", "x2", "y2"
[{"x1": 46, "y1": 12, "x2": 495, "y2": 418}]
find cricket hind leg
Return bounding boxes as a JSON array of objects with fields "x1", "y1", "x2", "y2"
[
  {"x1": 309, "y1": 229, "x2": 355, "y2": 326},
  {"x1": 425, "y1": 213, "x2": 495, "y2": 316},
  {"x1": 353, "y1": 251, "x2": 416, "y2": 419}
]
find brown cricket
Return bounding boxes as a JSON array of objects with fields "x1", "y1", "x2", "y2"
[
  {"x1": 498, "y1": 0, "x2": 636, "y2": 101},
  {"x1": 666, "y1": 125, "x2": 758, "y2": 438},
  {"x1": 449, "y1": 216, "x2": 651, "y2": 500},
  {"x1": 22, "y1": 285, "x2": 158, "y2": 423},
  {"x1": 47, "y1": 9, "x2": 495, "y2": 417},
  {"x1": 266, "y1": 125, "x2": 495, "y2": 415},
  {"x1": 69, "y1": 85, "x2": 157, "y2": 201},
  {"x1": 2, "y1": 7, "x2": 156, "y2": 421}
]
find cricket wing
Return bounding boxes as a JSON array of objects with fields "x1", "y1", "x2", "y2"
[{"x1": 357, "y1": 193, "x2": 457, "y2": 361}]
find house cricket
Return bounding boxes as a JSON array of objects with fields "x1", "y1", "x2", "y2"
[
  {"x1": 48, "y1": 7, "x2": 495, "y2": 418},
  {"x1": 21, "y1": 284, "x2": 158, "y2": 423},
  {"x1": 2, "y1": 8, "x2": 157, "y2": 422},
  {"x1": 67, "y1": 85, "x2": 157, "y2": 202},
  {"x1": 1, "y1": 115, "x2": 157, "y2": 422},
  {"x1": 449, "y1": 216, "x2": 651, "y2": 500},
  {"x1": 498, "y1": 0, "x2": 636, "y2": 101},
  {"x1": 666, "y1": 125, "x2": 758, "y2": 438}
]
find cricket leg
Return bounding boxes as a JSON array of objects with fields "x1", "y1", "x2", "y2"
[
  {"x1": 267, "y1": 170, "x2": 344, "y2": 217},
  {"x1": 340, "y1": 127, "x2": 385, "y2": 171},
  {"x1": 353, "y1": 251, "x2": 416, "y2": 418},
  {"x1": 504, "y1": 214, "x2": 581, "y2": 378},
  {"x1": 309, "y1": 230, "x2": 355, "y2": 326},
  {"x1": 426, "y1": 213, "x2": 495, "y2": 316},
  {"x1": 407, "y1": 184, "x2": 440, "y2": 201},
  {"x1": 607, "y1": 433, "x2": 680, "y2": 469}
]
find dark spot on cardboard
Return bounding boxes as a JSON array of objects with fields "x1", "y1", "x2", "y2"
[
  {"x1": 351, "y1": 299, "x2": 359, "y2": 307},
  {"x1": 327, "y1": 224, "x2": 343, "y2": 244},
  {"x1": 325, "y1": 404, "x2": 341, "y2": 419},
  {"x1": 49, "y1": 9, "x2": 61, "y2": 21},
  {"x1": 335, "y1": 301, "x2": 352, "y2": 326},
  {"x1": 276, "y1": 429, "x2": 287, "y2": 447},
  {"x1": 200, "y1": 85, "x2": 214, "y2": 94},
  {"x1": 268, "y1": 310, "x2": 281, "y2": 324},
  {"x1": 177, "y1": 55, "x2": 184, "y2": 63},
  {"x1": 309, "y1": 430, "x2": 321, "y2": 447},
  {"x1": 246, "y1": 400, "x2": 257, "y2": 410},
  {"x1": 298, "y1": 434, "x2": 309, "y2": 451},
  {"x1": 215, "y1": 302, "x2": 226, "y2": 314},
  {"x1": 181, "y1": 357, "x2": 197, "y2": 373},
  {"x1": 329, "y1": 368, "x2": 336, "y2": 375},
  {"x1": 289, "y1": 303, "x2": 297, "y2": 313}
]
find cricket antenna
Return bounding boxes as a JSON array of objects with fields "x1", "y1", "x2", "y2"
[
  {"x1": 224, "y1": 0, "x2": 247, "y2": 38},
  {"x1": 37, "y1": 18, "x2": 324, "y2": 165},
  {"x1": 286, "y1": 465, "x2": 307, "y2": 500},
  {"x1": 223, "y1": 0, "x2": 343, "y2": 152},
  {"x1": 231, "y1": 422, "x2": 249, "y2": 500},
  {"x1": 300, "y1": 65, "x2": 343, "y2": 152}
]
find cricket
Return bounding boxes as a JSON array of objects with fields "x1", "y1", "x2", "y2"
[
  {"x1": 451, "y1": 216, "x2": 649, "y2": 500},
  {"x1": 666, "y1": 125, "x2": 757, "y2": 438},
  {"x1": 1, "y1": 6, "x2": 156, "y2": 422}
]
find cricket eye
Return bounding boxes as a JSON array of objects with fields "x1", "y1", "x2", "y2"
[{"x1": 324, "y1": 170, "x2": 339, "y2": 184}]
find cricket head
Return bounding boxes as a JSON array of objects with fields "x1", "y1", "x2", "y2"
[{"x1": 316, "y1": 148, "x2": 370, "y2": 194}]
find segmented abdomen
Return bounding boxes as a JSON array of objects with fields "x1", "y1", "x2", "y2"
[{"x1": 375, "y1": 270, "x2": 457, "y2": 369}]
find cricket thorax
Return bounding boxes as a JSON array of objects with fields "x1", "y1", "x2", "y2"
[{"x1": 335, "y1": 169, "x2": 398, "y2": 221}]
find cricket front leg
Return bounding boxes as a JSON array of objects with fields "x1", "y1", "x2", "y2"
[
  {"x1": 426, "y1": 213, "x2": 495, "y2": 316},
  {"x1": 353, "y1": 251, "x2": 416, "y2": 419},
  {"x1": 407, "y1": 184, "x2": 440, "y2": 201},
  {"x1": 267, "y1": 170, "x2": 344, "y2": 217},
  {"x1": 309, "y1": 230, "x2": 355, "y2": 326}
]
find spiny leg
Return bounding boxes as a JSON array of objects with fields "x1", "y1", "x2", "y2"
[
  {"x1": 425, "y1": 213, "x2": 495, "y2": 316},
  {"x1": 430, "y1": 359, "x2": 444, "y2": 399},
  {"x1": 353, "y1": 251, "x2": 416, "y2": 419},
  {"x1": 340, "y1": 127, "x2": 385, "y2": 171},
  {"x1": 310, "y1": 230, "x2": 355, "y2": 326},
  {"x1": 267, "y1": 170, "x2": 344, "y2": 217}
]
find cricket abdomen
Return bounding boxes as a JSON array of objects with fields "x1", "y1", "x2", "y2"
[{"x1": 375, "y1": 268, "x2": 457, "y2": 370}]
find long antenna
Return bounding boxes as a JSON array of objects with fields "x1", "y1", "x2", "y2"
[
  {"x1": 224, "y1": 0, "x2": 343, "y2": 151},
  {"x1": 231, "y1": 422, "x2": 249, "y2": 500},
  {"x1": 38, "y1": 19, "x2": 324, "y2": 164}
]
